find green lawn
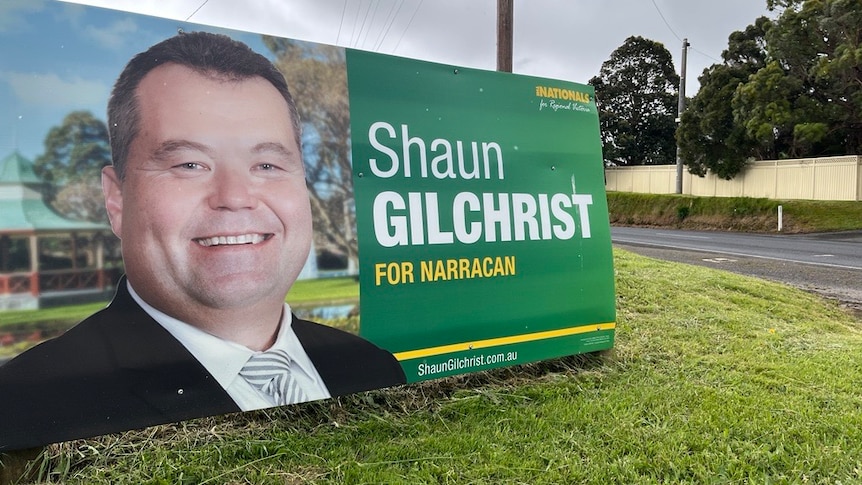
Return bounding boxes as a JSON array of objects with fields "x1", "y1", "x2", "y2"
[
  {"x1": 286, "y1": 276, "x2": 359, "y2": 305},
  {"x1": 1, "y1": 277, "x2": 358, "y2": 330},
  {"x1": 0, "y1": 303, "x2": 107, "y2": 329},
  {"x1": 0, "y1": 278, "x2": 360, "y2": 358},
  {"x1": 9, "y1": 248, "x2": 862, "y2": 484}
]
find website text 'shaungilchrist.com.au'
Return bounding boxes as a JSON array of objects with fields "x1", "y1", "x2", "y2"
[{"x1": 416, "y1": 351, "x2": 519, "y2": 378}]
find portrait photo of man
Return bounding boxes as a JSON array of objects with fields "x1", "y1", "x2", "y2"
[{"x1": 0, "y1": 31, "x2": 405, "y2": 451}]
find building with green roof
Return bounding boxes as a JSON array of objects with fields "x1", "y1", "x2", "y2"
[{"x1": 0, "y1": 152, "x2": 119, "y2": 310}]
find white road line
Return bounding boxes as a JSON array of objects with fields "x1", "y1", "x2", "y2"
[
  {"x1": 655, "y1": 232, "x2": 711, "y2": 239},
  {"x1": 612, "y1": 239, "x2": 862, "y2": 271}
]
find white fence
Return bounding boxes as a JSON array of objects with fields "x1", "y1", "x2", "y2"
[{"x1": 604, "y1": 156, "x2": 862, "y2": 201}]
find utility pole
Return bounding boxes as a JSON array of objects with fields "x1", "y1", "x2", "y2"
[
  {"x1": 675, "y1": 38, "x2": 690, "y2": 195},
  {"x1": 497, "y1": 0, "x2": 513, "y2": 72}
]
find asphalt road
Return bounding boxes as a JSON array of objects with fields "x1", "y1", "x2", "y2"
[{"x1": 611, "y1": 227, "x2": 862, "y2": 317}]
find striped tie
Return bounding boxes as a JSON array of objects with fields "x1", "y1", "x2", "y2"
[{"x1": 239, "y1": 349, "x2": 308, "y2": 405}]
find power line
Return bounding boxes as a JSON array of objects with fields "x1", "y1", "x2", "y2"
[
  {"x1": 393, "y1": 0, "x2": 423, "y2": 53},
  {"x1": 373, "y1": 0, "x2": 405, "y2": 51},
  {"x1": 348, "y1": 1, "x2": 364, "y2": 47},
  {"x1": 336, "y1": 0, "x2": 349, "y2": 45},
  {"x1": 365, "y1": 0, "x2": 393, "y2": 50},
  {"x1": 356, "y1": 0, "x2": 379, "y2": 48},
  {"x1": 185, "y1": 0, "x2": 210, "y2": 22},
  {"x1": 691, "y1": 46, "x2": 721, "y2": 64},
  {"x1": 650, "y1": 0, "x2": 720, "y2": 64},
  {"x1": 650, "y1": 0, "x2": 682, "y2": 43}
]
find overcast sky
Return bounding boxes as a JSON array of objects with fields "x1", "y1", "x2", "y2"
[
  {"x1": 2, "y1": 0, "x2": 775, "y2": 160},
  {"x1": 66, "y1": 0, "x2": 773, "y2": 94}
]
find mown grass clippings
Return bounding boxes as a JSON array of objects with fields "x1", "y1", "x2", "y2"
[{"x1": 6, "y1": 249, "x2": 862, "y2": 484}]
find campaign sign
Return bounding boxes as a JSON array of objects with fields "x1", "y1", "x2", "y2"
[
  {"x1": 348, "y1": 51, "x2": 615, "y2": 382},
  {"x1": 0, "y1": 1, "x2": 613, "y2": 452}
]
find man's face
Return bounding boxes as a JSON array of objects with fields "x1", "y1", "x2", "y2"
[{"x1": 102, "y1": 63, "x2": 312, "y2": 323}]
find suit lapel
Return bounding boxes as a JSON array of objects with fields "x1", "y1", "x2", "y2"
[
  {"x1": 291, "y1": 314, "x2": 406, "y2": 397},
  {"x1": 98, "y1": 279, "x2": 240, "y2": 418}
]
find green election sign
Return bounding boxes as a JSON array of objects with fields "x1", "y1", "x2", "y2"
[
  {"x1": 347, "y1": 50, "x2": 616, "y2": 383},
  {"x1": 0, "y1": 1, "x2": 612, "y2": 451}
]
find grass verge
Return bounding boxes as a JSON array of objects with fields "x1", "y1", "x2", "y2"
[
  {"x1": 1, "y1": 277, "x2": 359, "y2": 330},
  {"x1": 0, "y1": 278, "x2": 360, "y2": 359},
  {"x1": 7, "y1": 249, "x2": 862, "y2": 484},
  {"x1": 607, "y1": 192, "x2": 862, "y2": 233},
  {"x1": 286, "y1": 276, "x2": 359, "y2": 307}
]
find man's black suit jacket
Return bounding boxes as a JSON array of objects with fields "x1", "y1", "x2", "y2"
[{"x1": 0, "y1": 282, "x2": 405, "y2": 451}]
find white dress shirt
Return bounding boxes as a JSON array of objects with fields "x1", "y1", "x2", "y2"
[{"x1": 127, "y1": 283, "x2": 331, "y2": 411}]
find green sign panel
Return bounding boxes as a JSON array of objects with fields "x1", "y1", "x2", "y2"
[
  {"x1": 347, "y1": 50, "x2": 616, "y2": 383},
  {"x1": 0, "y1": 1, "x2": 615, "y2": 450}
]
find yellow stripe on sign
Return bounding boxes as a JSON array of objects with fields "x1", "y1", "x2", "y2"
[{"x1": 393, "y1": 322, "x2": 616, "y2": 361}]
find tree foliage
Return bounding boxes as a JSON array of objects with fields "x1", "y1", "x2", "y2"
[
  {"x1": 758, "y1": 0, "x2": 862, "y2": 156},
  {"x1": 590, "y1": 36, "x2": 680, "y2": 166},
  {"x1": 678, "y1": 18, "x2": 769, "y2": 179},
  {"x1": 679, "y1": 0, "x2": 862, "y2": 179},
  {"x1": 34, "y1": 110, "x2": 111, "y2": 222},
  {"x1": 263, "y1": 37, "x2": 357, "y2": 271},
  {"x1": 52, "y1": 180, "x2": 108, "y2": 223}
]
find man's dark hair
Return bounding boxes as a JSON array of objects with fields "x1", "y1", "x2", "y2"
[{"x1": 107, "y1": 31, "x2": 301, "y2": 180}]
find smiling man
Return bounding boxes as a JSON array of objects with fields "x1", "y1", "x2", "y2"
[{"x1": 0, "y1": 32, "x2": 405, "y2": 452}]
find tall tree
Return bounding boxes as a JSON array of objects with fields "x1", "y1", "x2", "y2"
[
  {"x1": 734, "y1": 0, "x2": 862, "y2": 160},
  {"x1": 34, "y1": 110, "x2": 111, "y2": 222},
  {"x1": 263, "y1": 37, "x2": 357, "y2": 271},
  {"x1": 680, "y1": 0, "x2": 862, "y2": 179},
  {"x1": 678, "y1": 18, "x2": 770, "y2": 178},
  {"x1": 590, "y1": 36, "x2": 680, "y2": 166}
]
